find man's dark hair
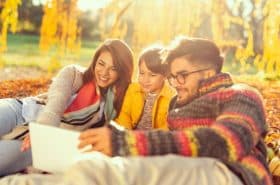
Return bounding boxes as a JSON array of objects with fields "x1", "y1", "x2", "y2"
[{"x1": 164, "y1": 36, "x2": 224, "y2": 73}]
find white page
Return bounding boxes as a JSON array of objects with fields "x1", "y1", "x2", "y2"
[{"x1": 29, "y1": 122, "x2": 98, "y2": 173}]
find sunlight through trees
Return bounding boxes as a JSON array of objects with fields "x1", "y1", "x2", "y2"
[{"x1": 0, "y1": 0, "x2": 279, "y2": 76}]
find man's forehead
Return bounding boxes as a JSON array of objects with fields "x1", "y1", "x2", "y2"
[
  {"x1": 172, "y1": 69, "x2": 188, "y2": 75},
  {"x1": 170, "y1": 59, "x2": 194, "y2": 72}
]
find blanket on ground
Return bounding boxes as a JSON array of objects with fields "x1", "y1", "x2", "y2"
[{"x1": 0, "y1": 155, "x2": 242, "y2": 185}]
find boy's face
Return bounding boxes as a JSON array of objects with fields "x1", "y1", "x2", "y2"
[
  {"x1": 169, "y1": 57, "x2": 209, "y2": 105},
  {"x1": 138, "y1": 60, "x2": 166, "y2": 94}
]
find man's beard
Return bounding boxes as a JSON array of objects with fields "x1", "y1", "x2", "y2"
[
  {"x1": 176, "y1": 94, "x2": 190, "y2": 105},
  {"x1": 175, "y1": 90, "x2": 197, "y2": 106}
]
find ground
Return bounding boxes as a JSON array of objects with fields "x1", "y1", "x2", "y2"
[
  {"x1": 0, "y1": 67, "x2": 52, "y2": 98},
  {"x1": 0, "y1": 67, "x2": 280, "y2": 183}
]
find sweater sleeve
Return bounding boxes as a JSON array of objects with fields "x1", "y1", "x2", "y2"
[
  {"x1": 36, "y1": 65, "x2": 84, "y2": 126},
  {"x1": 114, "y1": 84, "x2": 134, "y2": 129},
  {"x1": 111, "y1": 85, "x2": 267, "y2": 162}
]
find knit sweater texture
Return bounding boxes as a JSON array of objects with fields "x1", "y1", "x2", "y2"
[{"x1": 111, "y1": 73, "x2": 272, "y2": 185}]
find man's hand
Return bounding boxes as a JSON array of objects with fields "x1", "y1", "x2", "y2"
[
  {"x1": 78, "y1": 127, "x2": 112, "y2": 156},
  {"x1": 21, "y1": 134, "x2": 31, "y2": 152}
]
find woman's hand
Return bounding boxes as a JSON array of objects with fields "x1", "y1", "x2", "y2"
[
  {"x1": 78, "y1": 127, "x2": 112, "y2": 156},
  {"x1": 21, "y1": 134, "x2": 31, "y2": 152}
]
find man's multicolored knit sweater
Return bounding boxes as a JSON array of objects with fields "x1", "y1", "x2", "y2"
[{"x1": 111, "y1": 73, "x2": 272, "y2": 185}]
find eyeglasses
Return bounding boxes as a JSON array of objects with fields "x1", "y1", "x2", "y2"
[{"x1": 167, "y1": 68, "x2": 211, "y2": 85}]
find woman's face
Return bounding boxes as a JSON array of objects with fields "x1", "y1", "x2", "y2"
[
  {"x1": 138, "y1": 60, "x2": 165, "y2": 94},
  {"x1": 94, "y1": 51, "x2": 119, "y2": 88}
]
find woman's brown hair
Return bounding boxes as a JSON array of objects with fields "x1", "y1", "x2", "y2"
[{"x1": 83, "y1": 39, "x2": 134, "y2": 115}]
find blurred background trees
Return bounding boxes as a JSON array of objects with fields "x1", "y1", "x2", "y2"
[
  {"x1": 0, "y1": 0, "x2": 21, "y2": 52},
  {"x1": 0, "y1": 0, "x2": 279, "y2": 77}
]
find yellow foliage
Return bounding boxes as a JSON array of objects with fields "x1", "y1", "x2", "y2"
[
  {"x1": 228, "y1": 6, "x2": 255, "y2": 73},
  {"x1": 234, "y1": 25, "x2": 255, "y2": 72},
  {"x1": 211, "y1": 0, "x2": 226, "y2": 46},
  {"x1": 39, "y1": 0, "x2": 58, "y2": 52},
  {"x1": 99, "y1": 0, "x2": 133, "y2": 40},
  {"x1": 254, "y1": 54, "x2": 264, "y2": 72},
  {"x1": 261, "y1": 0, "x2": 280, "y2": 75},
  {"x1": 47, "y1": 54, "x2": 61, "y2": 73},
  {"x1": 211, "y1": 0, "x2": 245, "y2": 49},
  {"x1": 230, "y1": 0, "x2": 280, "y2": 75},
  {"x1": 99, "y1": 0, "x2": 206, "y2": 54},
  {"x1": 0, "y1": 0, "x2": 21, "y2": 53},
  {"x1": 39, "y1": 0, "x2": 81, "y2": 55},
  {"x1": 0, "y1": 56, "x2": 5, "y2": 69}
]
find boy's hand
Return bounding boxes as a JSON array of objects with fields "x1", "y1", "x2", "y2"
[
  {"x1": 21, "y1": 134, "x2": 31, "y2": 152},
  {"x1": 78, "y1": 127, "x2": 112, "y2": 156}
]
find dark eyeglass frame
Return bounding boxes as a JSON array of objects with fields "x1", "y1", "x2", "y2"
[{"x1": 167, "y1": 68, "x2": 211, "y2": 85}]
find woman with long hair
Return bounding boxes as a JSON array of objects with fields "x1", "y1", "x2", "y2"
[{"x1": 0, "y1": 39, "x2": 134, "y2": 176}]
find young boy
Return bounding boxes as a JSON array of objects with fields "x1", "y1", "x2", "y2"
[{"x1": 115, "y1": 45, "x2": 174, "y2": 130}]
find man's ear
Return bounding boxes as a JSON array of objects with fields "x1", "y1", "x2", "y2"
[{"x1": 203, "y1": 69, "x2": 216, "y2": 78}]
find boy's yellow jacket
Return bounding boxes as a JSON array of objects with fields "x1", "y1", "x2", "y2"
[{"x1": 115, "y1": 82, "x2": 174, "y2": 130}]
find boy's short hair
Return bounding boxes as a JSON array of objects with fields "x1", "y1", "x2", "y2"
[
  {"x1": 164, "y1": 36, "x2": 224, "y2": 73},
  {"x1": 138, "y1": 45, "x2": 168, "y2": 76}
]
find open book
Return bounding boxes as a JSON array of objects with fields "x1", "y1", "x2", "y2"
[{"x1": 29, "y1": 122, "x2": 103, "y2": 173}]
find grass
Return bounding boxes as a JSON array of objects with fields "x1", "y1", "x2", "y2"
[{"x1": 1, "y1": 34, "x2": 100, "y2": 70}]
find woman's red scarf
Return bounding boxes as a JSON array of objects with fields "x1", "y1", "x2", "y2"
[{"x1": 64, "y1": 82, "x2": 100, "y2": 113}]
